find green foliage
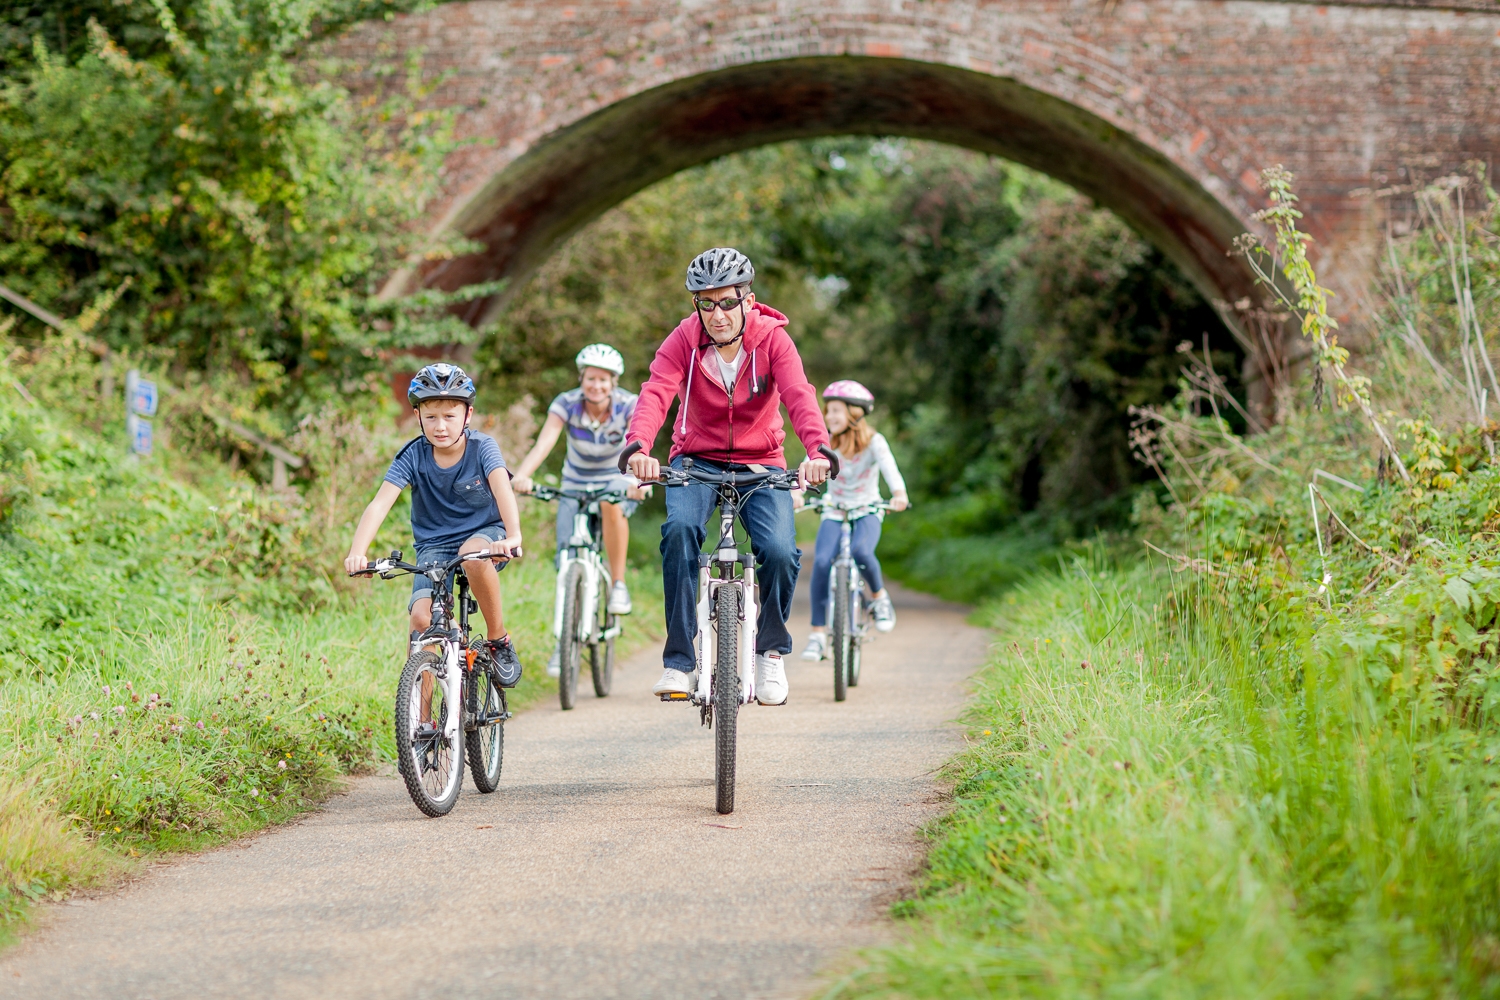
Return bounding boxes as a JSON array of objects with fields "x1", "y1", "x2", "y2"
[{"x1": 0, "y1": 0, "x2": 470, "y2": 419}]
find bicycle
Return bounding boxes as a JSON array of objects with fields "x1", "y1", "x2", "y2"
[
  {"x1": 349, "y1": 549, "x2": 514, "y2": 817},
  {"x1": 800, "y1": 498, "x2": 898, "y2": 702},
  {"x1": 529, "y1": 484, "x2": 629, "y2": 710},
  {"x1": 619, "y1": 442, "x2": 840, "y2": 814}
]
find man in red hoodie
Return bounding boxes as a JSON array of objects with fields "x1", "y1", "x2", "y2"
[{"x1": 626, "y1": 248, "x2": 832, "y2": 704}]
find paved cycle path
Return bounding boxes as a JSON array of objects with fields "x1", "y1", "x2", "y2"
[{"x1": 1, "y1": 581, "x2": 987, "y2": 999}]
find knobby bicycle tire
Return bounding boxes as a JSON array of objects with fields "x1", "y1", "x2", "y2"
[
  {"x1": 832, "y1": 564, "x2": 850, "y2": 702},
  {"x1": 591, "y1": 572, "x2": 615, "y2": 698},
  {"x1": 849, "y1": 590, "x2": 864, "y2": 688},
  {"x1": 715, "y1": 584, "x2": 741, "y2": 815},
  {"x1": 559, "y1": 562, "x2": 586, "y2": 710},
  {"x1": 395, "y1": 649, "x2": 465, "y2": 817},
  {"x1": 465, "y1": 661, "x2": 505, "y2": 793}
]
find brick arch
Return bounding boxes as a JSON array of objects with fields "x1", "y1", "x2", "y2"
[
  {"x1": 421, "y1": 55, "x2": 1253, "y2": 329},
  {"x1": 343, "y1": 0, "x2": 1500, "y2": 331}
]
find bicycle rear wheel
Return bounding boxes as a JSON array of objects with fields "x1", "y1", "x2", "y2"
[
  {"x1": 558, "y1": 562, "x2": 586, "y2": 710},
  {"x1": 831, "y1": 565, "x2": 850, "y2": 702},
  {"x1": 395, "y1": 650, "x2": 464, "y2": 816},
  {"x1": 465, "y1": 659, "x2": 505, "y2": 793},
  {"x1": 714, "y1": 584, "x2": 741, "y2": 815},
  {"x1": 591, "y1": 572, "x2": 615, "y2": 698}
]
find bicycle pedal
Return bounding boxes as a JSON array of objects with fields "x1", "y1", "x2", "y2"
[{"x1": 659, "y1": 692, "x2": 691, "y2": 701}]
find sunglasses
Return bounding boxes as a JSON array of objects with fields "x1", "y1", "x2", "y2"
[{"x1": 694, "y1": 294, "x2": 748, "y2": 313}]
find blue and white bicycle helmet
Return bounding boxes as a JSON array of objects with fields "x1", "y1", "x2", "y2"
[{"x1": 407, "y1": 363, "x2": 476, "y2": 408}]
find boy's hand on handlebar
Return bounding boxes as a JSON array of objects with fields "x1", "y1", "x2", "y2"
[
  {"x1": 627, "y1": 451, "x2": 660, "y2": 482},
  {"x1": 344, "y1": 552, "x2": 369, "y2": 575},
  {"x1": 490, "y1": 536, "x2": 524, "y2": 561},
  {"x1": 511, "y1": 474, "x2": 534, "y2": 495},
  {"x1": 799, "y1": 457, "x2": 832, "y2": 488}
]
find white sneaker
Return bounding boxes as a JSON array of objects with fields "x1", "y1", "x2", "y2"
[
  {"x1": 755, "y1": 652, "x2": 789, "y2": 705},
  {"x1": 607, "y1": 580, "x2": 633, "y2": 615},
  {"x1": 652, "y1": 667, "x2": 694, "y2": 696},
  {"x1": 545, "y1": 647, "x2": 561, "y2": 678},
  {"x1": 800, "y1": 634, "x2": 826, "y2": 661},
  {"x1": 870, "y1": 594, "x2": 896, "y2": 633}
]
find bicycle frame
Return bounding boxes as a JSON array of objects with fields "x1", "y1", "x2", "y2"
[
  {"x1": 533, "y1": 486, "x2": 626, "y2": 658},
  {"x1": 693, "y1": 480, "x2": 761, "y2": 709}
]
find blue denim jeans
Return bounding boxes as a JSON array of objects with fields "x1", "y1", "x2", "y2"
[
  {"x1": 660, "y1": 457, "x2": 799, "y2": 672},
  {"x1": 809, "y1": 515, "x2": 884, "y2": 627}
]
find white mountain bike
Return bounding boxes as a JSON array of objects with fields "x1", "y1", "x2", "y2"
[
  {"x1": 620, "y1": 443, "x2": 840, "y2": 814},
  {"x1": 531, "y1": 484, "x2": 628, "y2": 710},
  {"x1": 801, "y1": 498, "x2": 897, "y2": 702}
]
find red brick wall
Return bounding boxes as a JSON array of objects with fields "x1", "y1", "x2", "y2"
[{"x1": 333, "y1": 0, "x2": 1500, "y2": 323}]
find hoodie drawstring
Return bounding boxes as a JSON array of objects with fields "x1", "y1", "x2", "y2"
[{"x1": 680, "y1": 343, "x2": 698, "y2": 435}]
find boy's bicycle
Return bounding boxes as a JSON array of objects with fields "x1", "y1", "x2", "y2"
[
  {"x1": 350, "y1": 550, "x2": 514, "y2": 817},
  {"x1": 530, "y1": 484, "x2": 628, "y2": 710},
  {"x1": 802, "y1": 498, "x2": 897, "y2": 702},
  {"x1": 620, "y1": 442, "x2": 839, "y2": 815}
]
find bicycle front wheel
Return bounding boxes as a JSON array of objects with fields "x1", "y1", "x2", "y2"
[
  {"x1": 714, "y1": 584, "x2": 741, "y2": 815},
  {"x1": 831, "y1": 564, "x2": 850, "y2": 702},
  {"x1": 465, "y1": 658, "x2": 505, "y2": 793},
  {"x1": 395, "y1": 650, "x2": 464, "y2": 817},
  {"x1": 558, "y1": 562, "x2": 586, "y2": 710},
  {"x1": 591, "y1": 573, "x2": 615, "y2": 698}
]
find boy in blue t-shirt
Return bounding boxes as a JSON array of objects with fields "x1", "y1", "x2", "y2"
[{"x1": 344, "y1": 363, "x2": 525, "y2": 681}]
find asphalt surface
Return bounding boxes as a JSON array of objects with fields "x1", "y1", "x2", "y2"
[{"x1": 0, "y1": 579, "x2": 988, "y2": 1000}]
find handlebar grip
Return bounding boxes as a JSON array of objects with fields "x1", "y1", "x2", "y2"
[
  {"x1": 618, "y1": 441, "x2": 643, "y2": 473},
  {"x1": 818, "y1": 445, "x2": 842, "y2": 480}
]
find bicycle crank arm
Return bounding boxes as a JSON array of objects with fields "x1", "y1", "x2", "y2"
[{"x1": 601, "y1": 624, "x2": 623, "y2": 640}]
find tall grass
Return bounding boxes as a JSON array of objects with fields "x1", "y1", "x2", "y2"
[{"x1": 828, "y1": 547, "x2": 1500, "y2": 998}]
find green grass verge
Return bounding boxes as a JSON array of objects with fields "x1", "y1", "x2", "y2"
[{"x1": 824, "y1": 547, "x2": 1500, "y2": 998}]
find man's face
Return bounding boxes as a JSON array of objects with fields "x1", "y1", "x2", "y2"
[
  {"x1": 579, "y1": 367, "x2": 616, "y2": 404},
  {"x1": 695, "y1": 284, "x2": 754, "y2": 344},
  {"x1": 417, "y1": 399, "x2": 471, "y2": 448}
]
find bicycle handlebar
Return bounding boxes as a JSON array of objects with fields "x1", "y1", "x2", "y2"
[
  {"x1": 801, "y1": 498, "x2": 906, "y2": 516},
  {"x1": 615, "y1": 440, "x2": 842, "y2": 483},
  {"x1": 528, "y1": 484, "x2": 632, "y2": 505},
  {"x1": 347, "y1": 548, "x2": 517, "y2": 580}
]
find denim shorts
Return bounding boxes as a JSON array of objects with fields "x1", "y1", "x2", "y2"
[{"x1": 409, "y1": 525, "x2": 506, "y2": 611}]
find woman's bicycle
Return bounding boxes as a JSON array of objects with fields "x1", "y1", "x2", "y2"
[
  {"x1": 529, "y1": 484, "x2": 628, "y2": 710},
  {"x1": 350, "y1": 550, "x2": 514, "y2": 817},
  {"x1": 620, "y1": 442, "x2": 839, "y2": 814},
  {"x1": 801, "y1": 498, "x2": 897, "y2": 702}
]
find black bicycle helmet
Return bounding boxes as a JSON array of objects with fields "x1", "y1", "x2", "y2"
[
  {"x1": 407, "y1": 363, "x2": 476, "y2": 408},
  {"x1": 685, "y1": 247, "x2": 755, "y2": 292}
]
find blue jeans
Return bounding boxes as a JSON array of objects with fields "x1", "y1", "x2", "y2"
[
  {"x1": 810, "y1": 516, "x2": 884, "y2": 627},
  {"x1": 660, "y1": 457, "x2": 799, "y2": 672}
]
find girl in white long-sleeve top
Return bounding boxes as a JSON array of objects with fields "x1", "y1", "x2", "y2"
[{"x1": 800, "y1": 380, "x2": 908, "y2": 662}]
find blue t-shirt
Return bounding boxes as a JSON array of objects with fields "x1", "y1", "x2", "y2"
[
  {"x1": 383, "y1": 430, "x2": 507, "y2": 550},
  {"x1": 547, "y1": 386, "x2": 638, "y2": 487}
]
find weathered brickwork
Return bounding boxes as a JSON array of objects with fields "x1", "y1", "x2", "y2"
[{"x1": 335, "y1": 0, "x2": 1500, "y2": 326}]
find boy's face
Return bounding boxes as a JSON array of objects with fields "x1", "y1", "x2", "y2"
[
  {"x1": 417, "y1": 399, "x2": 472, "y2": 449},
  {"x1": 579, "y1": 366, "x2": 616, "y2": 404}
]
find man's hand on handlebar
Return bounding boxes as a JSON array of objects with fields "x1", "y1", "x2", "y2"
[
  {"x1": 627, "y1": 450, "x2": 660, "y2": 483},
  {"x1": 799, "y1": 457, "x2": 832, "y2": 488}
]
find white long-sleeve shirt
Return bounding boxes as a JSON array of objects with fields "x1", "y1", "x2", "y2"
[{"x1": 821, "y1": 433, "x2": 906, "y2": 521}]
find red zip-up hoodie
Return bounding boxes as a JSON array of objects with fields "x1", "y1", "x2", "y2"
[{"x1": 627, "y1": 302, "x2": 830, "y2": 467}]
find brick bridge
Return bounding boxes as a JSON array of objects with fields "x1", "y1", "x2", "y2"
[{"x1": 342, "y1": 0, "x2": 1500, "y2": 342}]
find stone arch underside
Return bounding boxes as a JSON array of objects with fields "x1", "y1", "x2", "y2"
[{"x1": 419, "y1": 57, "x2": 1256, "y2": 329}]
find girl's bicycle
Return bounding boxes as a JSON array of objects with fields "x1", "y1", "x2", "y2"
[
  {"x1": 530, "y1": 484, "x2": 629, "y2": 709},
  {"x1": 350, "y1": 550, "x2": 514, "y2": 817},
  {"x1": 620, "y1": 442, "x2": 839, "y2": 814},
  {"x1": 802, "y1": 498, "x2": 896, "y2": 702}
]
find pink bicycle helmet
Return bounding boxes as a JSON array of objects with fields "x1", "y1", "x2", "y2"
[{"x1": 823, "y1": 379, "x2": 875, "y2": 412}]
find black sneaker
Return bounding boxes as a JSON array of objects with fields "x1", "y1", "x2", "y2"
[{"x1": 484, "y1": 635, "x2": 523, "y2": 687}]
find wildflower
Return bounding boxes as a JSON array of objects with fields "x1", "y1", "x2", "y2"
[
  {"x1": 114, "y1": 826, "x2": 121, "y2": 833},
  {"x1": 170, "y1": 724, "x2": 182, "y2": 734},
  {"x1": 277, "y1": 760, "x2": 287, "y2": 770},
  {"x1": 982, "y1": 730, "x2": 992, "y2": 736},
  {"x1": 125, "y1": 681, "x2": 133, "y2": 691},
  {"x1": 145, "y1": 702, "x2": 155, "y2": 711},
  {"x1": 148, "y1": 693, "x2": 159, "y2": 702},
  {"x1": 102, "y1": 685, "x2": 111, "y2": 695},
  {"x1": 196, "y1": 721, "x2": 205, "y2": 730},
  {"x1": 113, "y1": 706, "x2": 126, "y2": 716},
  {"x1": 90, "y1": 711, "x2": 100, "y2": 721},
  {"x1": 249, "y1": 788, "x2": 259, "y2": 797},
  {"x1": 71, "y1": 715, "x2": 83, "y2": 727},
  {"x1": 111, "y1": 773, "x2": 120, "y2": 780}
]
